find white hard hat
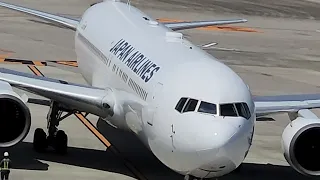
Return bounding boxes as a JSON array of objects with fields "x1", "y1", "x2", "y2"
[{"x1": 4, "y1": 152, "x2": 8, "y2": 157}]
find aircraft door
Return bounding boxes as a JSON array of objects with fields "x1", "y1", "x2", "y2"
[{"x1": 147, "y1": 82, "x2": 163, "y2": 126}]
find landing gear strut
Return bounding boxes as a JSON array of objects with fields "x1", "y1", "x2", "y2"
[{"x1": 33, "y1": 101, "x2": 72, "y2": 154}]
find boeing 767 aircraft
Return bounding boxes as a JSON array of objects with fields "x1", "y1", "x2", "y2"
[{"x1": 0, "y1": 0, "x2": 319, "y2": 179}]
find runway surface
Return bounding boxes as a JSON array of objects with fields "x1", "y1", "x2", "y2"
[{"x1": 0, "y1": 0, "x2": 320, "y2": 180}]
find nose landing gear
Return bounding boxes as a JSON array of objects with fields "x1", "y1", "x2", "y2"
[
  {"x1": 33, "y1": 101, "x2": 72, "y2": 154},
  {"x1": 184, "y1": 175, "x2": 203, "y2": 180}
]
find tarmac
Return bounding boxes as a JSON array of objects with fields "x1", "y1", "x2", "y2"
[{"x1": 0, "y1": 0, "x2": 320, "y2": 180}]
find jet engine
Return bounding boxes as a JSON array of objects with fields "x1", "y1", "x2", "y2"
[
  {"x1": 282, "y1": 116, "x2": 320, "y2": 176},
  {"x1": 0, "y1": 81, "x2": 31, "y2": 147}
]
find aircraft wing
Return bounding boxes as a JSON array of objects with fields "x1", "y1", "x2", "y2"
[
  {"x1": 163, "y1": 19, "x2": 247, "y2": 31},
  {"x1": 254, "y1": 94, "x2": 320, "y2": 117},
  {"x1": 0, "y1": 57, "x2": 79, "y2": 73},
  {"x1": 0, "y1": 68, "x2": 115, "y2": 118},
  {"x1": 0, "y1": 1, "x2": 79, "y2": 30},
  {"x1": 0, "y1": 1, "x2": 247, "y2": 31}
]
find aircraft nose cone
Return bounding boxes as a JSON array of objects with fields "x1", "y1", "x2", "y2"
[
  {"x1": 194, "y1": 117, "x2": 253, "y2": 175},
  {"x1": 195, "y1": 122, "x2": 238, "y2": 151}
]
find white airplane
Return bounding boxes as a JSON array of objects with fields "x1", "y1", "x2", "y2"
[{"x1": 0, "y1": 0, "x2": 320, "y2": 179}]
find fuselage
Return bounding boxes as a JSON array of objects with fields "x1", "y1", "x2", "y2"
[{"x1": 74, "y1": 1, "x2": 255, "y2": 178}]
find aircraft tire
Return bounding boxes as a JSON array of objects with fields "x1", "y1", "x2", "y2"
[
  {"x1": 54, "y1": 130, "x2": 68, "y2": 155},
  {"x1": 184, "y1": 175, "x2": 190, "y2": 180},
  {"x1": 33, "y1": 128, "x2": 47, "y2": 152},
  {"x1": 184, "y1": 175, "x2": 200, "y2": 180}
]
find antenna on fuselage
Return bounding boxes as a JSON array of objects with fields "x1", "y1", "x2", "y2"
[{"x1": 126, "y1": 0, "x2": 131, "y2": 10}]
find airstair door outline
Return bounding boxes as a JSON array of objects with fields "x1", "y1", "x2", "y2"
[{"x1": 147, "y1": 82, "x2": 163, "y2": 126}]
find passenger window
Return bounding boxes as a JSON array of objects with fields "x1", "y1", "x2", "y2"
[
  {"x1": 198, "y1": 101, "x2": 216, "y2": 114},
  {"x1": 235, "y1": 103, "x2": 249, "y2": 119},
  {"x1": 220, "y1": 104, "x2": 237, "y2": 117},
  {"x1": 183, "y1": 99, "x2": 198, "y2": 113},
  {"x1": 175, "y1": 98, "x2": 187, "y2": 112}
]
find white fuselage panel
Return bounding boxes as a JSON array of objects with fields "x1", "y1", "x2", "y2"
[{"x1": 74, "y1": 1, "x2": 255, "y2": 178}]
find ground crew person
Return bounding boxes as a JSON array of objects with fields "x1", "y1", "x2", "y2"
[{"x1": 0, "y1": 152, "x2": 11, "y2": 180}]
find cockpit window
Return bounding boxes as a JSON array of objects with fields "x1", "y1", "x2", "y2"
[
  {"x1": 243, "y1": 103, "x2": 251, "y2": 118},
  {"x1": 220, "y1": 104, "x2": 238, "y2": 117},
  {"x1": 183, "y1": 98, "x2": 198, "y2": 113},
  {"x1": 175, "y1": 97, "x2": 251, "y2": 118},
  {"x1": 235, "y1": 103, "x2": 251, "y2": 119},
  {"x1": 175, "y1": 97, "x2": 187, "y2": 112},
  {"x1": 198, "y1": 101, "x2": 216, "y2": 115}
]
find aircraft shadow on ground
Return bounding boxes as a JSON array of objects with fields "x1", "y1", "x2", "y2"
[
  {"x1": 2, "y1": 119, "x2": 319, "y2": 180},
  {"x1": 221, "y1": 163, "x2": 320, "y2": 180},
  {"x1": 256, "y1": 117, "x2": 275, "y2": 121}
]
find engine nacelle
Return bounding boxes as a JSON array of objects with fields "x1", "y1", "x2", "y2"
[
  {"x1": 282, "y1": 117, "x2": 320, "y2": 176},
  {"x1": 0, "y1": 81, "x2": 31, "y2": 147}
]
